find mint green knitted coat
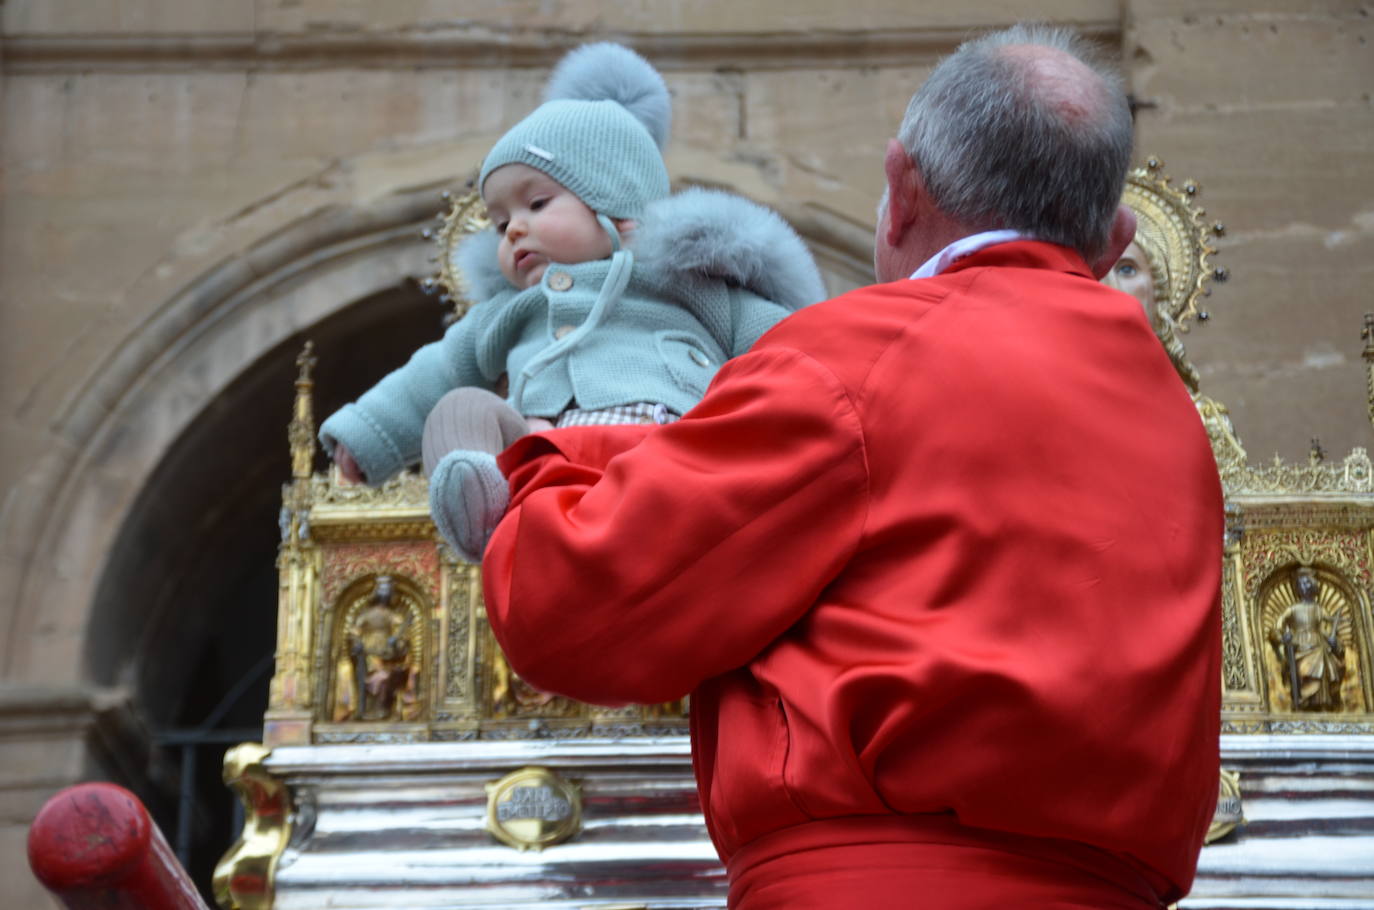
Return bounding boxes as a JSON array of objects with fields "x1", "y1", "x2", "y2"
[{"x1": 319, "y1": 188, "x2": 826, "y2": 485}]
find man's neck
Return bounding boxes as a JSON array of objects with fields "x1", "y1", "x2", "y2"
[{"x1": 908, "y1": 229, "x2": 1036, "y2": 280}]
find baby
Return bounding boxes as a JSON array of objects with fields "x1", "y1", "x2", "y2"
[{"x1": 320, "y1": 43, "x2": 825, "y2": 560}]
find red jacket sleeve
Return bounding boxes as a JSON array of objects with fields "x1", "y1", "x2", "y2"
[{"x1": 484, "y1": 347, "x2": 870, "y2": 705}]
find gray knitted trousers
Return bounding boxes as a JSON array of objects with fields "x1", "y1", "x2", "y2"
[{"x1": 421, "y1": 387, "x2": 530, "y2": 479}]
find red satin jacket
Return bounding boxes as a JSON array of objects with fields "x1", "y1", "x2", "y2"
[{"x1": 484, "y1": 241, "x2": 1223, "y2": 908}]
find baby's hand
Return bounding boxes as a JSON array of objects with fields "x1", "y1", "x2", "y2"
[
  {"x1": 526, "y1": 417, "x2": 556, "y2": 433},
  {"x1": 334, "y1": 444, "x2": 365, "y2": 484}
]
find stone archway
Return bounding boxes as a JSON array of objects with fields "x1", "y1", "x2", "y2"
[
  {"x1": 0, "y1": 155, "x2": 873, "y2": 897},
  {"x1": 2, "y1": 166, "x2": 872, "y2": 694},
  {"x1": 92, "y1": 279, "x2": 450, "y2": 890},
  {"x1": 3, "y1": 184, "x2": 447, "y2": 686},
  {"x1": 0, "y1": 179, "x2": 460, "y2": 896}
]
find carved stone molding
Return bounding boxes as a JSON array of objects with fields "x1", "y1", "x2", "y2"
[{"x1": 3, "y1": 23, "x2": 1120, "y2": 75}]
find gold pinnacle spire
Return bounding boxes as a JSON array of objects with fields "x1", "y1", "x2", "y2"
[
  {"x1": 290, "y1": 341, "x2": 318, "y2": 483},
  {"x1": 1362, "y1": 314, "x2": 1374, "y2": 436}
]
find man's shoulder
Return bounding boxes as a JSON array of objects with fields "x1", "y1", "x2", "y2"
[
  {"x1": 745, "y1": 256, "x2": 1134, "y2": 393},
  {"x1": 764, "y1": 277, "x2": 951, "y2": 334},
  {"x1": 755, "y1": 274, "x2": 969, "y2": 355}
]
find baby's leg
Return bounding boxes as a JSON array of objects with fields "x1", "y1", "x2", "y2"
[{"x1": 421, "y1": 387, "x2": 529, "y2": 478}]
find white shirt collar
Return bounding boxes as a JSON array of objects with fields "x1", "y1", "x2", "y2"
[{"x1": 908, "y1": 229, "x2": 1036, "y2": 280}]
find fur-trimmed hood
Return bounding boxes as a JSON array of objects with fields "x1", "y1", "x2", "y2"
[{"x1": 454, "y1": 188, "x2": 826, "y2": 311}]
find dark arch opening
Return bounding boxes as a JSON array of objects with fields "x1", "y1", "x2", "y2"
[{"x1": 83, "y1": 278, "x2": 449, "y2": 896}]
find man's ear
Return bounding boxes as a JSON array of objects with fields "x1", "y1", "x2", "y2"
[
  {"x1": 1090, "y1": 204, "x2": 1137, "y2": 279},
  {"x1": 883, "y1": 138, "x2": 919, "y2": 248}
]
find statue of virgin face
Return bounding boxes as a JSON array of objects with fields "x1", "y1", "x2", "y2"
[{"x1": 1102, "y1": 240, "x2": 1156, "y2": 315}]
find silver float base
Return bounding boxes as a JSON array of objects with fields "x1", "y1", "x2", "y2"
[
  {"x1": 1183, "y1": 735, "x2": 1374, "y2": 910},
  {"x1": 267, "y1": 737, "x2": 725, "y2": 909},
  {"x1": 263, "y1": 734, "x2": 1373, "y2": 908}
]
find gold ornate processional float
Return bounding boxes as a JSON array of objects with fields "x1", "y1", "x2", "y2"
[
  {"x1": 1120, "y1": 159, "x2": 1374, "y2": 733},
  {"x1": 213, "y1": 164, "x2": 1374, "y2": 909}
]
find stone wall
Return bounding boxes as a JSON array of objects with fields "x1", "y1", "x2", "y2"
[
  {"x1": 0, "y1": 1, "x2": 1369, "y2": 905},
  {"x1": 1129, "y1": 0, "x2": 1374, "y2": 465}
]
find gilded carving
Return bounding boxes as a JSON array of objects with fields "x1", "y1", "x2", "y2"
[
  {"x1": 1204, "y1": 769, "x2": 1243, "y2": 844},
  {"x1": 442, "y1": 559, "x2": 478, "y2": 704},
  {"x1": 265, "y1": 346, "x2": 324, "y2": 742},
  {"x1": 332, "y1": 575, "x2": 425, "y2": 722},
  {"x1": 1120, "y1": 158, "x2": 1224, "y2": 336},
  {"x1": 1259, "y1": 565, "x2": 1362, "y2": 713},
  {"x1": 311, "y1": 518, "x2": 438, "y2": 542},
  {"x1": 213, "y1": 744, "x2": 290, "y2": 910},
  {"x1": 1225, "y1": 448, "x2": 1374, "y2": 497},
  {"x1": 431, "y1": 727, "x2": 481, "y2": 741},
  {"x1": 325, "y1": 572, "x2": 432, "y2": 723},
  {"x1": 320, "y1": 541, "x2": 439, "y2": 612},
  {"x1": 1243, "y1": 532, "x2": 1371, "y2": 596},
  {"x1": 314, "y1": 731, "x2": 428, "y2": 744},
  {"x1": 1197, "y1": 397, "x2": 1248, "y2": 478},
  {"x1": 310, "y1": 469, "x2": 432, "y2": 510},
  {"x1": 314, "y1": 542, "x2": 439, "y2": 722},
  {"x1": 429, "y1": 180, "x2": 491, "y2": 323},
  {"x1": 1220, "y1": 552, "x2": 1252, "y2": 694}
]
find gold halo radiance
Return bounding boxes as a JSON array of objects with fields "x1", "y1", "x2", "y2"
[
  {"x1": 1121, "y1": 157, "x2": 1228, "y2": 333},
  {"x1": 426, "y1": 175, "x2": 491, "y2": 322}
]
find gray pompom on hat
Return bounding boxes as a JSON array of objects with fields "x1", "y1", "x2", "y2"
[{"x1": 478, "y1": 42, "x2": 672, "y2": 220}]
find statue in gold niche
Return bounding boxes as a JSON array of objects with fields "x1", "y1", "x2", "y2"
[
  {"x1": 1268, "y1": 567, "x2": 1345, "y2": 711},
  {"x1": 334, "y1": 575, "x2": 419, "y2": 721}
]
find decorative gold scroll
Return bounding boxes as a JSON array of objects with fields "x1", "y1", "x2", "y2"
[{"x1": 213, "y1": 744, "x2": 291, "y2": 910}]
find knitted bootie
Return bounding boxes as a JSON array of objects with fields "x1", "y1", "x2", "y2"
[{"x1": 428, "y1": 449, "x2": 510, "y2": 563}]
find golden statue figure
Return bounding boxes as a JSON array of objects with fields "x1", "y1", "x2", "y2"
[
  {"x1": 1268, "y1": 567, "x2": 1345, "y2": 712},
  {"x1": 334, "y1": 575, "x2": 420, "y2": 722}
]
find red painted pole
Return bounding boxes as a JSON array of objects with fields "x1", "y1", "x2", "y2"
[{"x1": 28, "y1": 782, "x2": 210, "y2": 910}]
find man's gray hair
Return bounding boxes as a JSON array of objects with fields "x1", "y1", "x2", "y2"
[{"x1": 898, "y1": 24, "x2": 1132, "y2": 262}]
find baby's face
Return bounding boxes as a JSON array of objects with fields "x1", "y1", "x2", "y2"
[{"x1": 484, "y1": 164, "x2": 613, "y2": 289}]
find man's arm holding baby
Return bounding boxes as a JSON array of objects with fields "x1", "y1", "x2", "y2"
[{"x1": 482, "y1": 346, "x2": 869, "y2": 706}]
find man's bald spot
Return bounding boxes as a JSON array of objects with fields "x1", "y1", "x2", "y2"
[
  {"x1": 894, "y1": 24, "x2": 1133, "y2": 262},
  {"x1": 998, "y1": 42, "x2": 1110, "y2": 127}
]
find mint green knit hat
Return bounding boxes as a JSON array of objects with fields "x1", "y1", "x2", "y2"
[{"x1": 479, "y1": 43, "x2": 671, "y2": 221}]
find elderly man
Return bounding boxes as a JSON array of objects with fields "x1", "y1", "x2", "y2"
[{"x1": 482, "y1": 24, "x2": 1222, "y2": 910}]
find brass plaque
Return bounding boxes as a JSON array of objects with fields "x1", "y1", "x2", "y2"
[{"x1": 485, "y1": 766, "x2": 582, "y2": 851}]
